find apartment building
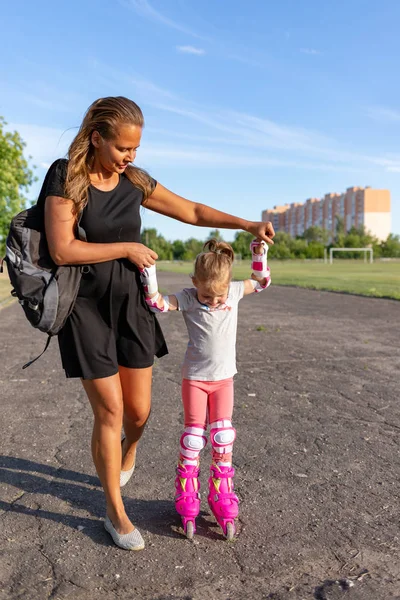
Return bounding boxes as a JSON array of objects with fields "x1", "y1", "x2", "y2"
[{"x1": 262, "y1": 187, "x2": 391, "y2": 241}]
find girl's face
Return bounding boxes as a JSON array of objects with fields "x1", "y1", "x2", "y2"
[
  {"x1": 92, "y1": 124, "x2": 142, "y2": 174},
  {"x1": 194, "y1": 281, "x2": 229, "y2": 308}
]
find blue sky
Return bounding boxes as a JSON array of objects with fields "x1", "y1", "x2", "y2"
[{"x1": 1, "y1": 0, "x2": 400, "y2": 241}]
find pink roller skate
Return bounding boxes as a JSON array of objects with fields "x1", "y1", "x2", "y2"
[
  {"x1": 208, "y1": 463, "x2": 239, "y2": 541},
  {"x1": 175, "y1": 462, "x2": 201, "y2": 539}
]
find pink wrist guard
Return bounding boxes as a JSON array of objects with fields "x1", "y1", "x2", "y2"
[
  {"x1": 250, "y1": 240, "x2": 268, "y2": 278},
  {"x1": 145, "y1": 292, "x2": 170, "y2": 313},
  {"x1": 140, "y1": 265, "x2": 158, "y2": 296},
  {"x1": 251, "y1": 268, "x2": 271, "y2": 293}
]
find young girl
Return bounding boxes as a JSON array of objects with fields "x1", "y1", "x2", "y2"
[{"x1": 141, "y1": 239, "x2": 271, "y2": 540}]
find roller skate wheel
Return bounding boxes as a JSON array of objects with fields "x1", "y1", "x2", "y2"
[
  {"x1": 185, "y1": 520, "x2": 195, "y2": 540},
  {"x1": 225, "y1": 521, "x2": 235, "y2": 541}
]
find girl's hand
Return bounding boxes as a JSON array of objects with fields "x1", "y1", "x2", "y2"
[
  {"x1": 251, "y1": 272, "x2": 267, "y2": 285},
  {"x1": 125, "y1": 243, "x2": 158, "y2": 269},
  {"x1": 247, "y1": 221, "x2": 275, "y2": 245},
  {"x1": 252, "y1": 242, "x2": 265, "y2": 255}
]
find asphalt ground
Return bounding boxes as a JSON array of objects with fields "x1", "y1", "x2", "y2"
[{"x1": 1, "y1": 272, "x2": 399, "y2": 600}]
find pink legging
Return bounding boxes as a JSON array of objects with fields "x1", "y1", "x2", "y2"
[{"x1": 181, "y1": 377, "x2": 234, "y2": 463}]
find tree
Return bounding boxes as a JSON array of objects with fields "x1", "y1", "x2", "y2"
[
  {"x1": 231, "y1": 231, "x2": 253, "y2": 259},
  {"x1": 291, "y1": 238, "x2": 309, "y2": 259},
  {"x1": 171, "y1": 239, "x2": 186, "y2": 260},
  {"x1": 141, "y1": 228, "x2": 172, "y2": 260},
  {"x1": 0, "y1": 118, "x2": 36, "y2": 254},
  {"x1": 207, "y1": 229, "x2": 223, "y2": 241},
  {"x1": 334, "y1": 216, "x2": 346, "y2": 247},
  {"x1": 268, "y1": 231, "x2": 293, "y2": 259},
  {"x1": 305, "y1": 241, "x2": 325, "y2": 259},
  {"x1": 182, "y1": 238, "x2": 204, "y2": 261},
  {"x1": 303, "y1": 226, "x2": 330, "y2": 246},
  {"x1": 379, "y1": 233, "x2": 400, "y2": 258}
]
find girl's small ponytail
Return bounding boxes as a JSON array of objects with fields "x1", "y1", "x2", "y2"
[{"x1": 203, "y1": 239, "x2": 234, "y2": 265}]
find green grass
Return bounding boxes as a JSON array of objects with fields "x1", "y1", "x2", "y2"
[
  {"x1": 157, "y1": 260, "x2": 400, "y2": 301},
  {"x1": 1, "y1": 259, "x2": 398, "y2": 307}
]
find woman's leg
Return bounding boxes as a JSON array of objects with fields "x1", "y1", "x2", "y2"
[
  {"x1": 119, "y1": 365, "x2": 153, "y2": 471},
  {"x1": 81, "y1": 374, "x2": 134, "y2": 534}
]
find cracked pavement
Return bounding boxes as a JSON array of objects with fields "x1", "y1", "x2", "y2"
[{"x1": 1, "y1": 272, "x2": 400, "y2": 600}]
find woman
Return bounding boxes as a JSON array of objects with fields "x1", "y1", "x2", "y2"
[{"x1": 44, "y1": 96, "x2": 275, "y2": 550}]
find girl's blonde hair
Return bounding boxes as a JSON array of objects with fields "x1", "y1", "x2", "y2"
[
  {"x1": 193, "y1": 239, "x2": 235, "y2": 292},
  {"x1": 65, "y1": 96, "x2": 155, "y2": 215}
]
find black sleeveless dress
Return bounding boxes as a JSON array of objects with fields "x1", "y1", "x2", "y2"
[{"x1": 42, "y1": 159, "x2": 168, "y2": 379}]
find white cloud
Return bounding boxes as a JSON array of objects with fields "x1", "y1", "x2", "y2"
[
  {"x1": 366, "y1": 106, "x2": 400, "y2": 123},
  {"x1": 177, "y1": 45, "x2": 205, "y2": 56},
  {"x1": 149, "y1": 101, "x2": 400, "y2": 175},
  {"x1": 224, "y1": 52, "x2": 266, "y2": 68},
  {"x1": 90, "y1": 60, "x2": 179, "y2": 102},
  {"x1": 9, "y1": 120, "x2": 351, "y2": 173},
  {"x1": 2, "y1": 81, "x2": 85, "y2": 114},
  {"x1": 121, "y1": 0, "x2": 267, "y2": 68},
  {"x1": 122, "y1": 0, "x2": 208, "y2": 40},
  {"x1": 365, "y1": 155, "x2": 400, "y2": 172},
  {"x1": 300, "y1": 48, "x2": 322, "y2": 56},
  {"x1": 9, "y1": 68, "x2": 399, "y2": 179},
  {"x1": 151, "y1": 102, "x2": 337, "y2": 156},
  {"x1": 137, "y1": 143, "x2": 357, "y2": 171},
  {"x1": 6, "y1": 123, "x2": 74, "y2": 165}
]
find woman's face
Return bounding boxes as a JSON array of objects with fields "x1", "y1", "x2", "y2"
[{"x1": 92, "y1": 123, "x2": 142, "y2": 174}]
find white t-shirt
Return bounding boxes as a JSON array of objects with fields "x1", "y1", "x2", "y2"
[{"x1": 174, "y1": 281, "x2": 245, "y2": 381}]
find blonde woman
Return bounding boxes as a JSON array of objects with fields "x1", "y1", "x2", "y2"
[{"x1": 43, "y1": 96, "x2": 275, "y2": 550}]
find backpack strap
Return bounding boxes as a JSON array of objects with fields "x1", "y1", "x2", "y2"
[
  {"x1": 77, "y1": 211, "x2": 86, "y2": 242},
  {"x1": 22, "y1": 335, "x2": 52, "y2": 369}
]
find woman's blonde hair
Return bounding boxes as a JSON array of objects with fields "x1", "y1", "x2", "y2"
[
  {"x1": 193, "y1": 239, "x2": 235, "y2": 293},
  {"x1": 65, "y1": 96, "x2": 155, "y2": 215}
]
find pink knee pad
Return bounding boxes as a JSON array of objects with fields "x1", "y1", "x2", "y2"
[
  {"x1": 180, "y1": 426, "x2": 207, "y2": 461},
  {"x1": 250, "y1": 240, "x2": 269, "y2": 278},
  {"x1": 210, "y1": 420, "x2": 236, "y2": 456}
]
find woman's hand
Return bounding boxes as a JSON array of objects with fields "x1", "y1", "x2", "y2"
[
  {"x1": 125, "y1": 243, "x2": 158, "y2": 269},
  {"x1": 247, "y1": 221, "x2": 275, "y2": 245}
]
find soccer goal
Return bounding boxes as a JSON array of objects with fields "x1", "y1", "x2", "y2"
[{"x1": 328, "y1": 247, "x2": 373, "y2": 264}]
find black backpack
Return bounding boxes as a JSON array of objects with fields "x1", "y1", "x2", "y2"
[{"x1": 2, "y1": 180, "x2": 85, "y2": 368}]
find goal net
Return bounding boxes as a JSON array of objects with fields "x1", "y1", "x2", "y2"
[{"x1": 328, "y1": 247, "x2": 373, "y2": 264}]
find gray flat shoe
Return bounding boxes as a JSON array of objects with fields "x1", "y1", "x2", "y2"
[
  {"x1": 104, "y1": 516, "x2": 145, "y2": 551},
  {"x1": 120, "y1": 463, "x2": 135, "y2": 487},
  {"x1": 120, "y1": 437, "x2": 136, "y2": 487}
]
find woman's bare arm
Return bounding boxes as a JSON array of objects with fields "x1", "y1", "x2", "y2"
[{"x1": 143, "y1": 184, "x2": 275, "y2": 244}]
